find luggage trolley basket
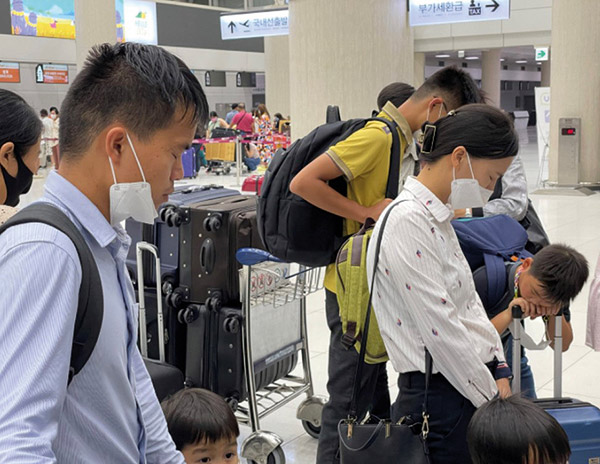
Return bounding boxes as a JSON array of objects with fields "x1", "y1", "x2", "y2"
[{"x1": 235, "y1": 248, "x2": 327, "y2": 464}]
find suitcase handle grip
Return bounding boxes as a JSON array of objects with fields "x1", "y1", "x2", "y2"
[
  {"x1": 511, "y1": 304, "x2": 523, "y2": 319},
  {"x1": 236, "y1": 248, "x2": 283, "y2": 266},
  {"x1": 200, "y1": 239, "x2": 215, "y2": 274}
]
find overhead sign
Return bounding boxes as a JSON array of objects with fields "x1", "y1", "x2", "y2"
[
  {"x1": 123, "y1": 0, "x2": 157, "y2": 45},
  {"x1": 220, "y1": 9, "x2": 288, "y2": 40},
  {"x1": 536, "y1": 47, "x2": 549, "y2": 61},
  {"x1": 35, "y1": 64, "x2": 69, "y2": 84},
  {"x1": 409, "y1": 0, "x2": 510, "y2": 26},
  {"x1": 0, "y1": 62, "x2": 21, "y2": 83}
]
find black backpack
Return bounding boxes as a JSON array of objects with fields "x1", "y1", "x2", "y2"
[
  {"x1": 257, "y1": 117, "x2": 401, "y2": 267},
  {"x1": 0, "y1": 203, "x2": 103, "y2": 384}
]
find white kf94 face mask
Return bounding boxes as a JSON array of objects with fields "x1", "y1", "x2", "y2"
[
  {"x1": 448, "y1": 152, "x2": 493, "y2": 210},
  {"x1": 108, "y1": 133, "x2": 158, "y2": 226}
]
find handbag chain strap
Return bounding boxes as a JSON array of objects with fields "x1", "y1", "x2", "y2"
[{"x1": 347, "y1": 199, "x2": 432, "y2": 440}]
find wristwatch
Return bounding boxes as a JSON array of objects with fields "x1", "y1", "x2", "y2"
[{"x1": 464, "y1": 208, "x2": 473, "y2": 218}]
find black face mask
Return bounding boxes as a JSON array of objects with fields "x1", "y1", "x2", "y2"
[{"x1": 1, "y1": 153, "x2": 34, "y2": 207}]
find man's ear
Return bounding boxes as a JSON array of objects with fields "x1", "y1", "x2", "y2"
[{"x1": 105, "y1": 127, "x2": 129, "y2": 168}]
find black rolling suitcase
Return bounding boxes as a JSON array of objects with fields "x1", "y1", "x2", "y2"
[
  {"x1": 182, "y1": 302, "x2": 299, "y2": 409},
  {"x1": 511, "y1": 307, "x2": 600, "y2": 463},
  {"x1": 137, "y1": 241, "x2": 185, "y2": 402},
  {"x1": 174, "y1": 195, "x2": 265, "y2": 307},
  {"x1": 126, "y1": 184, "x2": 240, "y2": 288}
]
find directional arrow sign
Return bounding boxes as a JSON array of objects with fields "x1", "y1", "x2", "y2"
[
  {"x1": 228, "y1": 21, "x2": 236, "y2": 33},
  {"x1": 536, "y1": 47, "x2": 549, "y2": 61},
  {"x1": 409, "y1": 0, "x2": 510, "y2": 26},
  {"x1": 486, "y1": 0, "x2": 500, "y2": 12},
  {"x1": 220, "y1": 9, "x2": 289, "y2": 40}
]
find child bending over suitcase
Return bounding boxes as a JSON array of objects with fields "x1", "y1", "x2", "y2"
[
  {"x1": 473, "y1": 244, "x2": 589, "y2": 398},
  {"x1": 467, "y1": 395, "x2": 571, "y2": 464},
  {"x1": 162, "y1": 388, "x2": 239, "y2": 463}
]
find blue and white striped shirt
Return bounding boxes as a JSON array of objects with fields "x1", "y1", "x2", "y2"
[{"x1": 0, "y1": 171, "x2": 183, "y2": 463}]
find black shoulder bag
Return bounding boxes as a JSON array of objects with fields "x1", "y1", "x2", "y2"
[{"x1": 338, "y1": 201, "x2": 432, "y2": 464}]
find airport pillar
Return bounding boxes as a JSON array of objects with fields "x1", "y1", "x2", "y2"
[
  {"x1": 288, "y1": 0, "x2": 414, "y2": 139},
  {"x1": 74, "y1": 0, "x2": 117, "y2": 72},
  {"x1": 548, "y1": 0, "x2": 600, "y2": 185},
  {"x1": 414, "y1": 52, "x2": 426, "y2": 87},
  {"x1": 265, "y1": 35, "x2": 291, "y2": 119},
  {"x1": 481, "y1": 49, "x2": 501, "y2": 107}
]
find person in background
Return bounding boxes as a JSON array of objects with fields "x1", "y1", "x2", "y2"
[
  {"x1": 225, "y1": 103, "x2": 239, "y2": 125},
  {"x1": 290, "y1": 66, "x2": 486, "y2": 464},
  {"x1": 162, "y1": 388, "x2": 239, "y2": 464},
  {"x1": 367, "y1": 105, "x2": 519, "y2": 463},
  {"x1": 206, "y1": 111, "x2": 229, "y2": 139},
  {"x1": 272, "y1": 112, "x2": 284, "y2": 132},
  {"x1": 467, "y1": 395, "x2": 571, "y2": 464},
  {"x1": 40, "y1": 108, "x2": 54, "y2": 169},
  {"x1": 49, "y1": 106, "x2": 60, "y2": 168},
  {"x1": 255, "y1": 103, "x2": 274, "y2": 165},
  {"x1": 230, "y1": 103, "x2": 254, "y2": 134},
  {"x1": 0, "y1": 89, "x2": 42, "y2": 224},
  {"x1": 0, "y1": 42, "x2": 208, "y2": 463}
]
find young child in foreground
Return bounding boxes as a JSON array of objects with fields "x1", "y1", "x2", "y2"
[
  {"x1": 467, "y1": 395, "x2": 570, "y2": 464},
  {"x1": 162, "y1": 388, "x2": 239, "y2": 463}
]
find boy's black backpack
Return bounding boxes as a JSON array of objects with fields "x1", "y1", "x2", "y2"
[{"x1": 257, "y1": 117, "x2": 402, "y2": 267}]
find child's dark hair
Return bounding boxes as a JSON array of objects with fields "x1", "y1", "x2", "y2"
[
  {"x1": 468, "y1": 395, "x2": 570, "y2": 464},
  {"x1": 209, "y1": 111, "x2": 218, "y2": 118},
  {"x1": 161, "y1": 388, "x2": 239, "y2": 451},
  {"x1": 530, "y1": 243, "x2": 589, "y2": 306},
  {"x1": 377, "y1": 82, "x2": 415, "y2": 110},
  {"x1": 412, "y1": 65, "x2": 484, "y2": 109},
  {"x1": 419, "y1": 104, "x2": 519, "y2": 163}
]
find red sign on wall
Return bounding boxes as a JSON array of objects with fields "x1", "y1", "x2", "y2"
[
  {"x1": 0, "y1": 62, "x2": 21, "y2": 83},
  {"x1": 35, "y1": 63, "x2": 69, "y2": 84}
]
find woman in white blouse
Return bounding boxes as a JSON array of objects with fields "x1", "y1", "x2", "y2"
[{"x1": 366, "y1": 104, "x2": 519, "y2": 463}]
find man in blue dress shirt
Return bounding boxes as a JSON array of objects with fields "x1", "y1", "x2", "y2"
[{"x1": 0, "y1": 43, "x2": 208, "y2": 463}]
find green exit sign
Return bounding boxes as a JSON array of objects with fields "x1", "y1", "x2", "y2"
[{"x1": 536, "y1": 47, "x2": 549, "y2": 61}]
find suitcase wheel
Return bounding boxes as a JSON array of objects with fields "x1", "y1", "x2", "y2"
[
  {"x1": 177, "y1": 304, "x2": 201, "y2": 324},
  {"x1": 205, "y1": 294, "x2": 222, "y2": 312},
  {"x1": 223, "y1": 315, "x2": 241, "y2": 334},
  {"x1": 203, "y1": 214, "x2": 223, "y2": 232},
  {"x1": 225, "y1": 396, "x2": 239, "y2": 412},
  {"x1": 168, "y1": 288, "x2": 187, "y2": 309},
  {"x1": 301, "y1": 420, "x2": 321, "y2": 439}
]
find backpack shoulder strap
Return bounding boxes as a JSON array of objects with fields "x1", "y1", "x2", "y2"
[
  {"x1": 483, "y1": 252, "x2": 507, "y2": 311},
  {"x1": 0, "y1": 203, "x2": 104, "y2": 384},
  {"x1": 369, "y1": 117, "x2": 401, "y2": 198}
]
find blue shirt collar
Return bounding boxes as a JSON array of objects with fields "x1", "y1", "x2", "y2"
[{"x1": 44, "y1": 171, "x2": 118, "y2": 248}]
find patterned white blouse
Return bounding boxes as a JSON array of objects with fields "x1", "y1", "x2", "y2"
[{"x1": 367, "y1": 176, "x2": 508, "y2": 407}]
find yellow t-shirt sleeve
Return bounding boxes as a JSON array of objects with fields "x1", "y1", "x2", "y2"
[{"x1": 326, "y1": 126, "x2": 390, "y2": 182}]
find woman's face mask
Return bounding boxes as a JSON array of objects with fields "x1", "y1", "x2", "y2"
[{"x1": 448, "y1": 152, "x2": 493, "y2": 209}]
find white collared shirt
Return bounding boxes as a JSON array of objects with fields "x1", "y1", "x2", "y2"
[{"x1": 366, "y1": 177, "x2": 506, "y2": 407}]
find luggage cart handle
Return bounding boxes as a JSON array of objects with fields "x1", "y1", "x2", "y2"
[
  {"x1": 236, "y1": 248, "x2": 284, "y2": 266},
  {"x1": 136, "y1": 242, "x2": 166, "y2": 363}
]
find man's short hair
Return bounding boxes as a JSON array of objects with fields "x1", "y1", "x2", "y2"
[
  {"x1": 412, "y1": 66, "x2": 484, "y2": 110},
  {"x1": 468, "y1": 395, "x2": 571, "y2": 464},
  {"x1": 59, "y1": 42, "x2": 208, "y2": 158},
  {"x1": 231, "y1": 103, "x2": 238, "y2": 110},
  {"x1": 377, "y1": 82, "x2": 415, "y2": 111},
  {"x1": 238, "y1": 102, "x2": 246, "y2": 110},
  {"x1": 161, "y1": 388, "x2": 239, "y2": 451},
  {"x1": 40, "y1": 109, "x2": 48, "y2": 117},
  {"x1": 530, "y1": 243, "x2": 589, "y2": 306}
]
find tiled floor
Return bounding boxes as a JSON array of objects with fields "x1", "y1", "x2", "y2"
[{"x1": 21, "y1": 127, "x2": 600, "y2": 463}]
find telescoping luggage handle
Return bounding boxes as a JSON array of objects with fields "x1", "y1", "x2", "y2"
[
  {"x1": 511, "y1": 304, "x2": 563, "y2": 396},
  {"x1": 136, "y1": 242, "x2": 166, "y2": 363}
]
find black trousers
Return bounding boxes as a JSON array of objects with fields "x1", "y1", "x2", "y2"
[
  {"x1": 392, "y1": 371, "x2": 476, "y2": 464},
  {"x1": 316, "y1": 290, "x2": 391, "y2": 464}
]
